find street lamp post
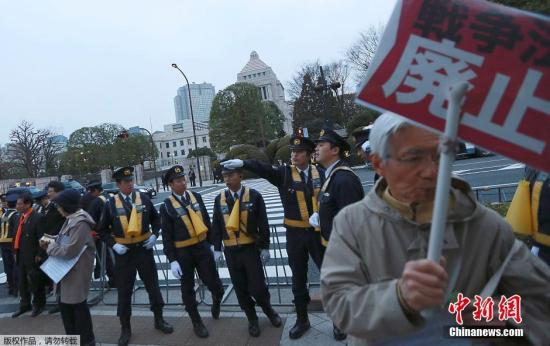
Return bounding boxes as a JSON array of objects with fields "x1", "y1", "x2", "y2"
[
  {"x1": 139, "y1": 127, "x2": 160, "y2": 192},
  {"x1": 117, "y1": 129, "x2": 160, "y2": 192},
  {"x1": 171, "y1": 63, "x2": 203, "y2": 187},
  {"x1": 314, "y1": 65, "x2": 343, "y2": 130}
]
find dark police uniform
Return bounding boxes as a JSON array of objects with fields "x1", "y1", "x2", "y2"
[
  {"x1": 242, "y1": 135, "x2": 325, "y2": 308},
  {"x1": 0, "y1": 197, "x2": 19, "y2": 295},
  {"x1": 97, "y1": 166, "x2": 171, "y2": 344},
  {"x1": 316, "y1": 129, "x2": 364, "y2": 246},
  {"x1": 81, "y1": 181, "x2": 114, "y2": 284},
  {"x1": 35, "y1": 192, "x2": 65, "y2": 236},
  {"x1": 316, "y1": 128, "x2": 364, "y2": 341},
  {"x1": 211, "y1": 179, "x2": 279, "y2": 333},
  {"x1": 160, "y1": 166, "x2": 224, "y2": 323}
]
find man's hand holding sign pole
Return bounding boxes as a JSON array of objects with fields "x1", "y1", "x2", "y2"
[{"x1": 427, "y1": 81, "x2": 468, "y2": 264}]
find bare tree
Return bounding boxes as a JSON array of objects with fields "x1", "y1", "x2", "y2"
[
  {"x1": 9, "y1": 120, "x2": 52, "y2": 177},
  {"x1": 346, "y1": 25, "x2": 384, "y2": 83}
]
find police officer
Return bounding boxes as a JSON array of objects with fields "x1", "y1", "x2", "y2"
[
  {"x1": 82, "y1": 181, "x2": 115, "y2": 287},
  {"x1": 97, "y1": 166, "x2": 173, "y2": 346},
  {"x1": 1, "y1": 194, "x2": 19, "y2": 296},
  {"x1": 160, "y1": 165, "x2": 224, "y2": 338},
  {"x1": 313, "y1": 128, "x2": 364, "y2": 341},
  {"x1": 351, "y1": 125, "x2": 380, "y2": 184},
  {"x1": 221, "y1": 134, "x2": 325, "y2": 339},
  {"x1": 211, "y1": 166, "x2": 281, "y2": 337}
]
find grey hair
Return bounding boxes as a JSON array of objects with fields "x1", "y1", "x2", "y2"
[{"x1": 369, "y1": 112, "x2": 412, "y2": 161}]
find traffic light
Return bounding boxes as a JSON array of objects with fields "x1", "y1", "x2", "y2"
[{"x1": 117, "y1": 131, "x2": 129, "y2": 140}]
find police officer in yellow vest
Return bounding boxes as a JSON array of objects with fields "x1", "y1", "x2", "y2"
[
  {"x1": 1, "y1": 194, "x2": 19, "y2": 296},
  {"x1": 211, "y1": 166, "x2": 282, "y2": 337},
  {"x1": 97, "y1": 166, "x2": 173, "y2": 346},
  {"x1": 160, "y1": 165, "x2": 224, "y2": 338},
  {"x1": 222, "y1": 134, "x2": 325, "y2": 339},
  {"x1": 312, "y1": 128, "x2": 364, "y2": 341}
]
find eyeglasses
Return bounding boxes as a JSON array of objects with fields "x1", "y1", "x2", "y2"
[{"x1": 389, "y1": 149, "x2": 440, "y2": 166}]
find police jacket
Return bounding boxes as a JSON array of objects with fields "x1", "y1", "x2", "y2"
[
  {"x1": 243, "y1": 160, "x2": 325, "y2": 229},
  {"x1": 319, "y1": 160, "x2": 364, "y2": 246},
  {"x1": 84, "y1": 195, "x2": 106, "y2": 224},
  {"x1": 160, "y1": 191, "x2": 212, "y2": 263},
  {"x1": 0, "y1": 208, "x2": 18, "y2": 247},
  {"x1": 40, "y1": 202, "x2": 65, "y2": 236},
  {"x1": 97, "y1": 191, "x2": 160, "y2": 247},
  {"x1": 211, "y1": 187, "x2": 270, "y2": 251}
]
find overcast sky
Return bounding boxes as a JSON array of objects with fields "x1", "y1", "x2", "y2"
[{"x1": 0, "y1": 0, "x2": 396, "y2": 144}]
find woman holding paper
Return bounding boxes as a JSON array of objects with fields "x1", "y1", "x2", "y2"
[{"x1": 40, "y1": 189, "x2": 96, "y2": 346}]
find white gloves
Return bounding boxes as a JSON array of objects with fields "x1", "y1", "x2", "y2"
[
  {"x1": 309, "y1": 212, "x2": 320, "y2": 228},
  {"x1": 170, "y1": 261, "x2": 182, "y2": 279},
  {"x1": 113, "y1": 243, "x2": 129, "y2": 255},
  {"x1": 210, "y1": 245, "x2": 224, "y2": 263},
  {"x1": 143, "y1": 234, "x2": 157, "y2": 250},
  {"x1": 221, "y1": 159, "x2": 244, "y2": 169},
  {"x1": 260, "y1": 249, "x2": 270, "y2": 264}
]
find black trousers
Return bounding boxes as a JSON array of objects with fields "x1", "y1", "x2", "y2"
[
  {"x1": 224, "y1": 244, "x2": 270, "y2": 318},
  {"x1": 176, "y1": 241, "x2": 224, "y2": 312},
  {"x1": 285, "y1": 227, "x2": 325, "y2": 305},
  {"x1": 1, "y1": 246, "x2": 17, "y2": 290},
  {"x1": 114, "y1": 245, "x2": 164, "y2": 319},
  {"x1": 60, "y1": 300, "x2": 95, "y2": 345},
  {"x1": 18, "y1": 260, "x2": 46, "y2": 308}
]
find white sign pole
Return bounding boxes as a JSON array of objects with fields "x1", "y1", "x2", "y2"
[{"x1": 426, "y1": 82, "x2": 469, "y2": 263}]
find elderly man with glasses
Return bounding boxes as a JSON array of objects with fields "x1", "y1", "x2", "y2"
[{"x1": 320, "y1": 112, "x2": 550, "y2": 345}]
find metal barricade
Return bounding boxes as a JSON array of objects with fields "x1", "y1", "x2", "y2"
[{"x1": 95, "y1": 224, "x2": 300, "y2": 307}]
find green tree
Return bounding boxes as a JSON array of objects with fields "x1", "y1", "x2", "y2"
[
  {"x1": 209, "y1": 83, "x2": 284, "y2": 153},
  {"x1": 292, "y1": 73, "x2": 334, "y2": 139},
  {"x1": 60, "y1": 123, "x2": 157, "y2": 176},
  {"x1": 346, "y1": 108, "x2": 380, "y2": 135}
]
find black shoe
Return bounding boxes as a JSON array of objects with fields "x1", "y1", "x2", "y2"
[
  {"x1": 248, "y1": 320, "x2": 260, "y2": 337},
  {"x1": 262, "y1": 306, "x2": 282, "y2": 327},
  {"x1": 118, "y1": 326, "x2": 131, "y2": 346},
  {"x1": 333, "y1": 325, "x2": 347, "y2": 341},
  {"x1": 211, "y1": 293, "x2": 222, "y2": 320},
  {"x1": 189, "y1": 310, "x2": 209, "y2": 338},
  {"x1": 192, "y1": 320, "x2": 209, "y2": 338},
  {"x1": 30, "y1": 306, "x2": 44, "y2": 317},
  {"x1": 289, "y1": 303, "x2": 310, "y2": 339},
  {"x1": 11, "y1": 305, "x2": 31, "y2": 318},
  {"x1": 154, "y1": 317, "x2": 174, "y2": 334},
  {"x1": 48, "y1": 305, "x2": 60, "y2": 314}
]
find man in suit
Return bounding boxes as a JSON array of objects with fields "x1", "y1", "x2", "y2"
[
  {"x1": 160, "y1": 165, "x2": 224, "y2": 338},
  {"x1": 313, "y1": 128, "x2": 364, "y2": 340},
  {"x1": 12, "y1": 193, "x2": 46, "y2": 318},
  {"x1": 221, "y1": 134, "x2": 325, "y2": 339},
  {"x1": 97, "y1": 166, "x2": 173, "y2": 346},
  {"x1": 211, "y1": 166, "x2": 282, "y2": 337}
]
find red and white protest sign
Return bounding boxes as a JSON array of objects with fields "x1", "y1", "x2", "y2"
[{"x1": 356, "y1": 0, "x2": 550, "y2": 173}]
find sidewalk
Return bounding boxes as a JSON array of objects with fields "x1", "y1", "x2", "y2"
[{"x1": 0, "y1": 286, "x2": 345, "y2": 346}]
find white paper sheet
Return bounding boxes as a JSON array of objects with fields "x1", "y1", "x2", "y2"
[{"x1": 40, "y1": 246, "x2": 87, "y2": 284}]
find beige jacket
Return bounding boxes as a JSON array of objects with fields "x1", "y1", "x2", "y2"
[
  {"x1": 320, "y1": 178, "x2": 550, "y2": 345},
  {"x1": 47, "y1": 210, "x2": 96, "y2": 304}
]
